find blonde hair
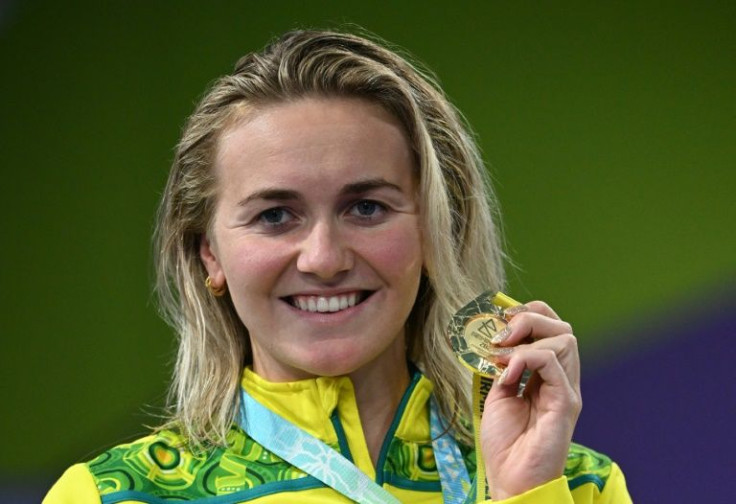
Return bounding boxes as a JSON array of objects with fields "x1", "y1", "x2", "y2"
[{"x1": 154, "y1": 29, "x2": 505, "y2": 448}]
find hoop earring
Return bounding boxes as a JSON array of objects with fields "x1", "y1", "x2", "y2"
[{"x1": 205, "y1": 276, "x2": 227, "y2": 297}]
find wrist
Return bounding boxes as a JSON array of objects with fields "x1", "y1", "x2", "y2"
[
  {"x1": 488, "y1": 476, "x2": 572, "y2": 503},
  {"x1": 486, "y1": 470, "x2": 564, "y2": 501}
]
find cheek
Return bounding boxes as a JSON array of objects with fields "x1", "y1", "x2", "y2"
[
  {"x1": 220, "y1": 238, "x2": 292, "y2": 293},
  {"x1": 222, "y1": 240, "x2": 293, "y2": 336},
  {"x1": 361, "y1": 224, "x2": 423, "y2": 286}
]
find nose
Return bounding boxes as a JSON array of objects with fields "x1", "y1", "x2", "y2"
[{"x1": 296, "y1": 220, "x2": 353, "y2": 279}]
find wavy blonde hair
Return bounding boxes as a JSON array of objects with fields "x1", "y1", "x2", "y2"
[{"x1": 154, "y1": 29, "x2": 505, "y2": 448}]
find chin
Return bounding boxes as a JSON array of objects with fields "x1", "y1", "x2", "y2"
[{"x1": 297, "y1": 345, "x2": 378, "y2": 378}]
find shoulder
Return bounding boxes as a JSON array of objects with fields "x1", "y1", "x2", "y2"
[
  {"x1": 565, "y1": 442, "x2": 630, "y2": 500},
  {"x1": 47, "y1": 426, "x2": 316, "y2": 502},
  {"x1": 45, "y1": 430, "x2": 196, "y2": 502},
  {"x1": 44, "y1": 463, "x2": 100, "y2": 504},
  {"x1": 85, "y1": 429, "x2": 201, "y2": 496},
  {"x1": 565, "y1": 442, "x2": 614, "y2": 491}
]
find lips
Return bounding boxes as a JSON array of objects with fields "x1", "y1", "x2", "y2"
[{"x1": 287, "y1": 291, "x2": 371, "y2": 313}]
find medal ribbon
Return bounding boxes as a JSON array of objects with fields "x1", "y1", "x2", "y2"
[
  {"x1": 429, "y1": 396, "x2": 472, "y2": 503},
  {"x1": 239, "y1": 387, "x2": 471, "y2": 503},
  {"x1": 474, "y1": 292, "x2": 523, "y2": 502}
]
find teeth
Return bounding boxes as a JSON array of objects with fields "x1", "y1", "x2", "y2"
[
  {"x1": 328, "y1": 297, "x2": 339, "y2": 311},
  {"x1": 317, "y1": 297, "x2": 328, "y2": 311},
  {"x1": 292, "y1": 293, "x2": 362, "y2": 313}
]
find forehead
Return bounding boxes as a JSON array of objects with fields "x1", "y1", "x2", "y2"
[{"x1": 214, "y1": 97, "x2": 416, "y2": 191}]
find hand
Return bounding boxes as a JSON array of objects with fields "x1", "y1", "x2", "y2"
[{"x1": 480, "y1": 301, "x2": 582, "y2": 500}]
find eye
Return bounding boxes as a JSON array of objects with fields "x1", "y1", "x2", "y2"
[
  {"x1": 257, "y1": 207, "x2": 295, "y2": 229},
  {"x1": 349, "y1": 200, "x2": 387, "y2": 220}
]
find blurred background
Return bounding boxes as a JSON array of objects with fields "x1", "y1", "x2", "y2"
[{"x1": 1, "y1": 1, "x2": 734, "y2": 502}]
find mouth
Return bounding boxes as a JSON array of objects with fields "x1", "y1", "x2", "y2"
[{"x1": 284, "y1": 291, "x2": 373, "y2": 313}]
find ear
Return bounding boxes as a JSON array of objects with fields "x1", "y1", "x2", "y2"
[{"x1": 200, "y1": 233, "x2": 226, "y2": 287}]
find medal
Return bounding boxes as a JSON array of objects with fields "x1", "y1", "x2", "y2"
[{"x1": 448, "y1": 290, "x2": 519, "y2": 380}]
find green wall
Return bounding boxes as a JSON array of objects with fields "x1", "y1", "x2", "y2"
[{"x1": 1, "y1": 1, "x2": 734, "y2": 477}]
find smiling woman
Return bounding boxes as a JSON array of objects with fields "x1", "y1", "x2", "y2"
[
  {"x1": 45, "y1": 30, "x2": 632, "y2": 503},
  {"x1": 201, "y1": 98, "x2": 423, "y2": 388}
]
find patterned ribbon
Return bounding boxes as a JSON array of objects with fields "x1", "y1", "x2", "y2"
[
  {"x1": 430, "y1": 396, "x2": 472, "y2": 503},
  {"x1": 239, "y1": 388, "x2": 471, "y2": 503}
]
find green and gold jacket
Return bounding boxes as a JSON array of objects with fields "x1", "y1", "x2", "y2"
[{"x1": 45, "y1": 368, "x2": 631, "y2": 503}]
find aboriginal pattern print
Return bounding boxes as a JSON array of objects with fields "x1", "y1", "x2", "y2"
[
  {"x1": 87, "y1": 426, "x2": 474, "y2": 500},
  {"x1": 89, "y1": 427, "x2": 311, "y2": 499},
  {"x1": 383, "y1": 438, "x2": 477, "y2": 488},
  {"x1": 564, "y1": 443, "x2": 613, "y2": 492},
  {"x1": 384, "y1": 439, "x2": 439, "y2": 483}
]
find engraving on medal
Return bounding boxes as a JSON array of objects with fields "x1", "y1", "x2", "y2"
[
  {"x1": 463, "y1": 314, "x2": 507, "y2": 357},
  {"x1": 448, "y1": 291, "x2": 509, "y2": 379},
  {"x1": 448, "y1": 290, "x2": 532, "y2": 401},
  {"x1": 448, "y1": 290, "x2": 528, "y2": 385}
]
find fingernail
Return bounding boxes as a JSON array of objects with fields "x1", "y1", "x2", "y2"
[
  {"x1": 504, "y1": 305, "x2": 528, "y2": 317},
  {"x1": 497, "y1": 367, "x2": 509, "y2": 385},
  {"x1": 487, "y1": 346, "x2": 514, "y2": 357},
  {"x1": 491, "y1": 325, "x2": 513, "y2": 344}
]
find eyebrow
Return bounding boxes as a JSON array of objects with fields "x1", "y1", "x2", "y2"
[
  {"x1": 237, "y1": 178, "x2": 404, "y2": 207},
  {"x1": 340, "y1": 178, "x2": 404, "y2": 196},
  {"x1": 237, "y1": 189, "x2": 300, "y2": 207}
]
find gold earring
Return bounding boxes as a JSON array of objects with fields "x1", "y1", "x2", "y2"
[{"x1": 205, "y1": 276, "x2": 227, "y2": 297}]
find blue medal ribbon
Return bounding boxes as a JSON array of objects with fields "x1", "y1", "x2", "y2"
[{"x1": 430, "y1": 397, "x2": 472, "y2": 503}]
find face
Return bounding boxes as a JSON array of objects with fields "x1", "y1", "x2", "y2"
[{"x1": 200, "y1": 97, "x2": 424, "y2": 381}]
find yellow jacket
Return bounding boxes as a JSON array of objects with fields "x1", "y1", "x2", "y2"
[{"x1": 45, "y1": 369, "x2": 631, "y2": 503}]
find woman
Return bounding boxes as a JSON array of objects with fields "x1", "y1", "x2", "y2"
[{"x1": 45, "y1": 30, "x2": 631, "y2": 503}]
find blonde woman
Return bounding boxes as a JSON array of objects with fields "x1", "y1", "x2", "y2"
[{"x1": 46, "y1": 30, "x2": 631, "y2": 503}]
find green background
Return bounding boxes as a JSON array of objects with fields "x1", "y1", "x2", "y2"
[{"x1": 1, "y1": 1, "x2": 734, "y2": 480}]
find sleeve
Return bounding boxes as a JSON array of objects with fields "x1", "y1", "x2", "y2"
[
  {"x1": 480, "y1": 476, "x2": 575, "y2": 504},
  {"x1": 480, "y1": 463, "x2": 633, "y2": 504},
  {"x1": 43, "y1": 463, "x2": 101, "y2": 504},
  {"x1": 593, "y1": 463, "x2": 632, "y2": 504}
]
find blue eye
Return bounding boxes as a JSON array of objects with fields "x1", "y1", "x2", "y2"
[
  {"x1": 349, "y1": 200, "x2": 386, "y2": 220},
  {"x1": 355, "y1": 201, "x2": 380, "y2": 216},
  {"x1": 258, "y1": 207, "x2": 293, "y2": 227},
  {"x1": 261, "y1": 208, "x2": 285, "y2": 223}
]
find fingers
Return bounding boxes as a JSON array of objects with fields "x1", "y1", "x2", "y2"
[
  {"x1": 505, "y1": 300, "x2": 561, "y2": 320},
  {"x1": 488, "y1": 299, "x2": 581, "y2": 396},
  {"x1": 493, "y1": 333, "x2": 579, "y2": 387},
  {"x1": 497, "y1": 348, "x2": 566, "y2": 391},
  {"x1": 492, "y1": 344, "x2": 582, "y2": 416},
  {"x1": 493, "y1": 310, "x2": 573, "y2": 347}
]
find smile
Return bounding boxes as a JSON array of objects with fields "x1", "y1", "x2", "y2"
[{"x1": 288, "y1": 292, "x2": 370, "y2": 313}]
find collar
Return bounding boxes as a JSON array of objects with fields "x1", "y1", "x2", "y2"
[{"x1": 240, "y1": 366, "x2": 435, "y2": 478}]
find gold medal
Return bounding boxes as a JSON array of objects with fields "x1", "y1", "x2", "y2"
[{"x1": 448, "y1": 290, "x2": 518, "y2": 379}]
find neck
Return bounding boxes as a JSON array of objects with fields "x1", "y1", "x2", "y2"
[
  {"x1": 349, "y1": 356, "x2": 410, "y2": 465},
  {"x1": 249, "y1": 335, "x2": 412, "y2": 465}
]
